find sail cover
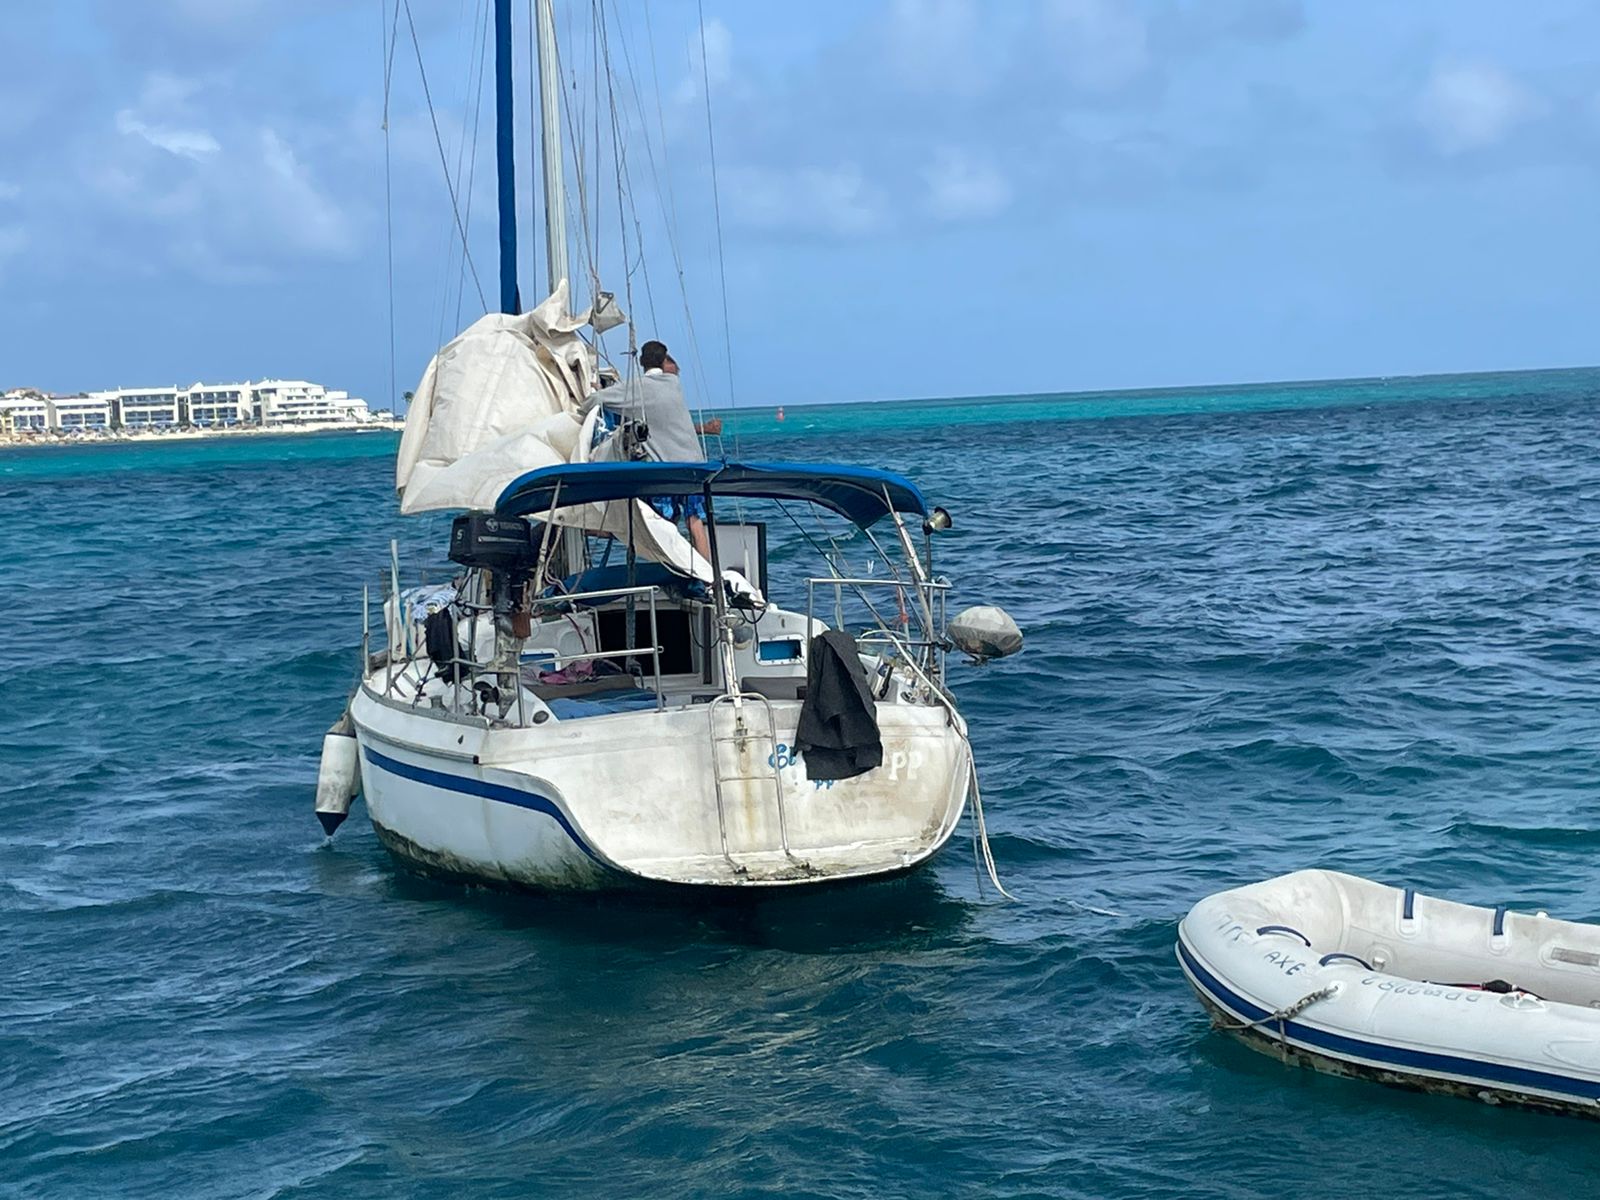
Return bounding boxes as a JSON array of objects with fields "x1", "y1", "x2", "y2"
[{"x1": 394, "y1": 282, "x2": 713, "y2": 582}]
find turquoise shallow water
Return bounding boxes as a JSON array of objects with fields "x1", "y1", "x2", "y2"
[{"x1": 3, "y1": 368, "x2": 1599, "y2": 1197}]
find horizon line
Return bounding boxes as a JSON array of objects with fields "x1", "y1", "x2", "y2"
[{"x1": 714, "y1": 361, "x2": 1600, "y2": 415}]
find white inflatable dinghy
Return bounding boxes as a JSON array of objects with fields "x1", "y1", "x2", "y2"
[{"x1": 1177, "y1": 869, "x2": 1600, "y2": 1118}]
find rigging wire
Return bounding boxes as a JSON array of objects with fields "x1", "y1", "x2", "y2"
[
  {"x1": 591, "y1": 4, "x2": 603, "y2": 308},
  {"x1": 560, "y1": 28, "x2": 599, "y2": 311},
  {"x1": 595, "y1": 1, "x2": 637, "y2": 363},
  {"x1": 632, "y1": 1, "x2": 718, "y2": 446},
  {"x1": 434, "y1": 0, "x2": 476, "y2": 344},
  {"x1": 695, "y1": 0, "x2": 739, "y2": 455},
  {"x1": 601, "y1": 4, "x2": 657, "y2": 332},
  {"x1": 424, "y1": 0, "x2": 466, "y2": 347},
  {"x1": 527, "y1": 0, "x2": 539, "y2": 296},
  {"x1": 403, "y1": 0, "x2": 488, "y2": 312},
  {"x1": 381, "y1": 0, "x2": 402, "y2": 411},
  {"x1": 451, "y1": 0, "x2": 492, "y2": 333}
]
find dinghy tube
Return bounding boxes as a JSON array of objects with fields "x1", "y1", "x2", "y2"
[
  {"x1": 1178, "y1": 869, "x2": 1600, "y2": 1119},
  {"x1": 314, "y1": 711, "x2": 361, "y2": 836}
]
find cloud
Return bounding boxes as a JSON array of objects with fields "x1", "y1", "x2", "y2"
[
  {"x1": 725, "y1": 164, "x2": 890, "y2": 238},
  {"x1": 923, "y1": 148, "x2": 1012, "y2": 221},
  {"x1": 114, "y1": 110, "x2": 220, "y2": 160},
  {"x1": 258, "y1": 129, "x2": 355, "y2": 256},
  {"x1": 882, "y1": 0, "x2": 988, "y2": 97},
  {"x1": 1172, "y1": 0, "x2": 1306, "y2": 46},
  {"x1": 676, "y1": 16, "x2": 733, "y2": 104},
  {"x1": 113, "y1": 72, "x2": 221, "y2": 160},
  {"x1": 81, "y1": 72, "x2": 362, "y2": 280},
  {"x1": 91, "y1": 0, "x2": 339, "y2": 55},
  {"x1": 1045, "y1": 0, "x2": 1153, "y2": 95},
  {"x1": 1226, "y1": 0, "x2": 1306, "y2": 41},
  {"x1": 1416, "y1": 61, "x2": 1537, "y2": 156},
  {"x1": 0, "y1": 223, "x2": 25, "y2": 283}
]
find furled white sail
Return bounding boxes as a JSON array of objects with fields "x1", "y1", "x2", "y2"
[
  {"x1": 396, "y1": 281, "x2": 593, "y2": 514},
  {"x1": 394, "y1": 281, "x2": 713, "y2": 582}
]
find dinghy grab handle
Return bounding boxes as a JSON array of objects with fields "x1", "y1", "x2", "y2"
[
  {"x1": 1318, "y1": 952, "x2": 1374, "y2": 970},
  {"x1": 1257, "y1": 925, "x2": 1311, "y2": 947}
]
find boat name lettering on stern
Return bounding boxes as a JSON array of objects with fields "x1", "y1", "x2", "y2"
[
  {"x1": 1210, "y1": 914, "x2": 1247, "y2": 942},
  {"x1": 1360, "y1": 977, "x2": 1482, "y2": 1003},
  {"x1": 1260, "y1": 949, "x2": 1307, "y2": 976},
  {"x1": 885, "y1": 750, "x2": 923, "y2": 781},
  {"x1": 768, "y1": 744, "x2": 837, "y2": 790}
]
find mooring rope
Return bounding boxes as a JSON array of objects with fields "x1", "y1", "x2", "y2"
[
  {"x1": 1213, "y1": 985, "x2": 1338, "y2": 1048},
  {"x1": 968, "y1": 759, "x2": 1014, "y2": 901}
]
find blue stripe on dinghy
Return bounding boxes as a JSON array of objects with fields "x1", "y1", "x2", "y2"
[
  {"x1": 1403, "y1": 888, "x2": 1416, "y2": 920},
  {"x1": 362, "y1": 746, "x2": 603, "y2": 865},
  {"x1": 1494, "y1": 905, "x2": 1508, "y2": 936},
  {"x1": 1176, "y1": 936, "x2": 1600, "y2": 1104}
]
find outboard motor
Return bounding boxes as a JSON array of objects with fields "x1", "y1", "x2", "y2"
[
  {"x1": 447, "y1": 513, "x2": 540, "y2": 702},
  {"x1": 447, "y1": 513, "x2": 538, "y2": 578},
  {"x1": 448, "y1": 513, "x2": 539, "y2": 620}
]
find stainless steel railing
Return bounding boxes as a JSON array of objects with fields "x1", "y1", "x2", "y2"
[
  {"x1": 376, "y1": 578, "x2": 671, "y2": 725},
  {"x1": 521, "y1": 583, "x2": 667, "y2": 712},
  {"x1": 804, "y1": 575, "x2": 951, "y2": 681}
]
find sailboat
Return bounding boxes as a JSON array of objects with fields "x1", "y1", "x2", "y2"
[{"x1": 312, "y1": 0, "x2": 1020, "y2": 891}]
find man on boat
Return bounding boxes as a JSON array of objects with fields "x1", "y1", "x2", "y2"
[{"x1": 598, "y1": 339, "x2": 718, "y2": 561}]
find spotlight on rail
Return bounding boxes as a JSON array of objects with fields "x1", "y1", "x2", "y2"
[{"x1": 923, "y1": 506, "x2": 952, "y2": 535}]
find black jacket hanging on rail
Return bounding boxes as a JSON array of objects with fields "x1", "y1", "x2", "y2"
[{"x1": 793, "y1": 630, "x2": 883, "y2": 781}]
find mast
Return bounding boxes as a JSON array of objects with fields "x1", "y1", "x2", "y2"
[
  {"x1": 534, "y1": 0, "x2": 569, "y2": 309},
  {"x1": 494, "y1": 0, "x2": 518, "y2": 314}
]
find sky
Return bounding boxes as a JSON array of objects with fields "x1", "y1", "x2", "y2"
[{"x1": 1, "y1": 0, "x2": 1597, "y2": 411}]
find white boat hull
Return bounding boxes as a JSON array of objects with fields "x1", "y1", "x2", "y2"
[
  {"x1": 349, "y1": 682, "x2": 971, "y2": 891},
  {"x1": 1178, "y1": 869, "x2": 1600, "y2": 1119}
]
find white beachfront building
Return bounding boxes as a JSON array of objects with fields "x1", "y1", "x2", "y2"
[
  {"x1": 185, "y1": 383, "x2": 252, "y2": 427},
  {"x1": 97, "y1": 387, "x2": 184, "y2": 428},
  {"x1": 250, "y1": 380, "x2": 372, "y2": 426},
  {"x1": 73, "y1": 380, "x2": 373, "y2": 430},
  {"x1": 47, "y1": 395, "x2": 112, "y2": 430},
  {"x1": 0, "y1": 390, "x2": 51, "y2": 434}
]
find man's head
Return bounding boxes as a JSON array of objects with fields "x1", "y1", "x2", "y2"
[{"x1": 639, "y1": 340, "x2": 678, "y2": 375}]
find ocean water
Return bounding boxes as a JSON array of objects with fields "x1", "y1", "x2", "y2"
[{"x1": 3, "y1": 368, "x2": 1599, "y2": 1198}]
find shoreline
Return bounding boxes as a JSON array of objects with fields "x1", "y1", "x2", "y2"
[{"x1": 0, "y1": 419, "x2": 404, "y2": 450}]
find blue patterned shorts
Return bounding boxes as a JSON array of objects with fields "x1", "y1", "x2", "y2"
[{"x1": 649, "y1": 494, "x2": 707, "y2": 523}]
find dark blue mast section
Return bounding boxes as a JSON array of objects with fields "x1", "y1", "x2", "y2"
[{"x1": 494, "y1": 0, "x2": 519, "y2": 315}]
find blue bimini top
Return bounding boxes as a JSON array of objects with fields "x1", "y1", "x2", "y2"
[{"x1": 494, "y1": 460, "x2": 928, "y2": 529}]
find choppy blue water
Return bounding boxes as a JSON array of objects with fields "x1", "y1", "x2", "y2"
[{"x1": 3, "y1": 368, "x2": 1599, "y2": 1198}]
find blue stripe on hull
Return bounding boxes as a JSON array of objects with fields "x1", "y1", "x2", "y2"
[
  {"x1": 1176, "y1": 935, "x2": 1600, "y2": 1105},
  {"x1": 361, "y1": 745, "x2": 604, "y2": 865}
]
